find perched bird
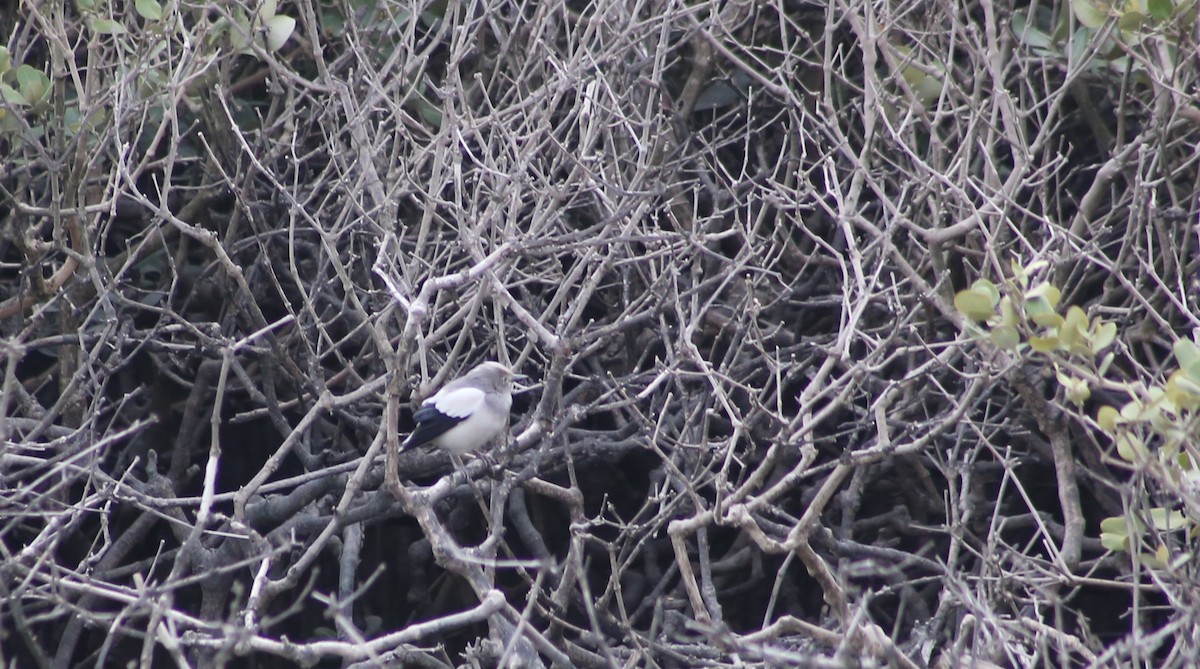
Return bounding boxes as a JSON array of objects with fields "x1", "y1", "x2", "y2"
[{"x1": 402, "y1": 361, "x2": 521, "y2": 454}]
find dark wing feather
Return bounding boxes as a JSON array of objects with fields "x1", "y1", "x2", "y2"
[
  {"x1": 403, "y1": 383, "x2": 489, "y2": 451},
  {"x1": 402, "y1": 405, "x2": 465, "y2": 450}
]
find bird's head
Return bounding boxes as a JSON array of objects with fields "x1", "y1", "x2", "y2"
[{"x1": 467, "y1": 361, "x2": 524, "y2": 393}]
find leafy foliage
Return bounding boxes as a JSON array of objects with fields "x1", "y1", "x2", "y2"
[{"x1": 957, "y1": 269, "x2": 1200, "y2": 575}]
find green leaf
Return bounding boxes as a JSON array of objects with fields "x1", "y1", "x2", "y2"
[
  {"x1": 972, "y1": 279, "x2": 1001, "y2": 306},
  {"x1": 1143, "y1": 544, "x2": 1169, "y2": 568},
  {"x1": 955, "y1": 290, "x2": 995, "y2": 322},
  {"x1": 1029, "y1": 335, "x2": 1061, "y2": 352},
  {"x1": 424, "y1": 0, "x2": 449, "y2": 19},
  {"x1": 1145, "y1": 385, "x2": 1166, "y2": 405},
  {"x1": 1029, "y1": 310, "x2": 1064, "y2": 329},
  {"x1": 1059, "y1": 306, "x2": 1088, "y2": 350},
  {"x1": 0, "y1": 83, "x2": 26, "y2": 105},
  {"x1": 319, "y1": 7, "x2": 345, "y2": 36},
  {"x1": 135, "y1": 0, "x2": 162, "y2": 20},
  {"x1": 901, "y1": 63, "x2": 945, "y2": 107},
  {"x1": 1024, "y1": 260, "x2": 1049, "y2": 274},
  {"x1": 89, "y1": 18, "x2": 128, "y2": 34},
  {"x1": 413, "y1": 95, "x2": 444, "y2": 128},
  {"x1": 1025, "y1": 283, "x2": 1062, "y2": 327},
  {"x1": 1147, "y1": 0, "x2": 1173, "y2": 19},
  {"x1": 1100, "y1": 516, "x2": 1130, "y2": 535},
  {"x1": 1097, "y1": 405, "x2": 1120, "y2": 431},
  {"x1": 1120, "y1": 398, "x2": 1144, "y2": 421},
  {"x1": 1057, "y1": 371, "x2": 1091, "y2": 406},
  {"x1": 15, "y1": 66, "x2": 50, "y2": 105},
  {"x1": 1116, "y1": 433, "x2": 1147, "y2": 462},
  {"x1": 998, "y1": 296, "x2": 1017, "y2": 327},
  {"x1": 1072, "y1": 0, "x2": 1111, "y2": 27},
  {"x1": 1089, "y1": 320, "x2": 1117, "y2": 352},
  {"x1": 264, "y1": 14, "x2": 296, "y2": 52},
  {"x1": 1173, "y1": 372, "x2": 1200, "y2": 395},
  {"x1": 1174, "y1": 339, "x2": 1200, "y2": 370},
  {"x1": 1068, "y1": 27, "x2": 1091, "y2": 64},
  {"x1": 63, "y1": 105, "x2": 83, "y2": 134},
  {"x1": 1166, "y1": 371, "x2": 1200, "y2": 410},
  {"x1": 1148, "y1": 507, "x2": 1187, "y2": 531},
  {"x1": 1099, "y1": 516, "x2": 1133, "y2": 553},
  {"x1": 1118, "y1": 9, "x2": 1150, "y2": 29},
  {"x1": 990, "y1": 325, "x2": 1020, "y2": 350},
  {"x1": 0, "y1": 47, "x2": 10, "y2": 76},
  {"x1": 1010, "y1": 258, "x2": 1026, "y2": 286},
  {"x1": 1026, "y1": 282, "x2": 1061, "y2": 309},
  {"x1": 1100, "y1": 533, "x2": 1128, "y2": 551},
  {"x1": 1011, "y1": 11, "x2": 1055, "y2": 50},
  {"x1": 225, "y1": 13, "x2": 251, "y2": 52}
]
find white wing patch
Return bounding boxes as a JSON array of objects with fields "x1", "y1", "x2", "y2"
[{"x1": 428, "y1": 386, "x2": 486, "y2": 418}]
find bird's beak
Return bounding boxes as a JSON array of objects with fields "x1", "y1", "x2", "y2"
[{"x1": 512, "y1": 373, "x2": 534, "y2": 392}]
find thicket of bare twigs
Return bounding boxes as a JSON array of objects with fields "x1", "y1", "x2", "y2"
[{"x1": 2, "y1": 0, "x2": 1199, "y2": 666}]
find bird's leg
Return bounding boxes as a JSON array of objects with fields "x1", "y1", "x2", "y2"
[
  {"x1": 477, "y1": 442, "x2": 509, "y2": 480},
  {"x1": 448, "y1": 452, "x2": 470, "y2": 482},
  {"x1": 450, "y1": 452, "x2": 496, "y2": 524}
]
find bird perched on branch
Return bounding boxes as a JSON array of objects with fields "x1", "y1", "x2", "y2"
[{"x1": 402, "y1": 361, "x2": 522, "y2": 454}]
